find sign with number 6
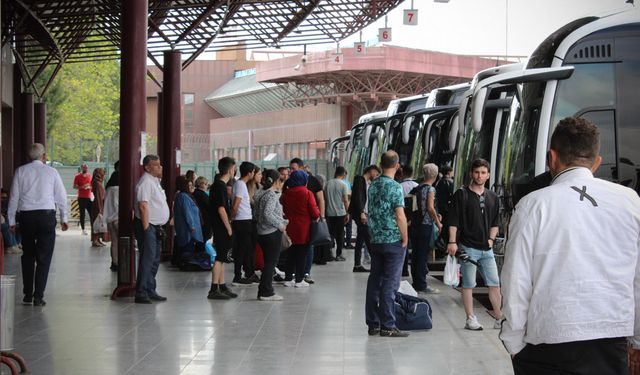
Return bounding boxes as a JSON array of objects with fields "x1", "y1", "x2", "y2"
[
  {"x1": 331, "y1": 53, "x2": 344, "y2": 65},
  {"x1": 354, "y1": 42, "x2": 366, "y2": 55},
  {"x1": 403, "y1": 9, "x2": 418, "y2": 25},
  {"x1": 378, "y1": 28, "x2": 392, "y2": 42}
]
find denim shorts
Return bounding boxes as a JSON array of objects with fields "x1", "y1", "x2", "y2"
[{"x1": 460, "y1": 245, "x2": 500, "y2": 288}]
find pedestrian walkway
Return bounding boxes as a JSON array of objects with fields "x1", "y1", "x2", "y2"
[{"x1": 3, "y1": 229, "x2": 513, "y2": 375}]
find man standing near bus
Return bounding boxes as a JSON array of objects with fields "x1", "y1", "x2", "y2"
[{"x1": 501, "y1": 117, "x2": 640, "y2": 374}]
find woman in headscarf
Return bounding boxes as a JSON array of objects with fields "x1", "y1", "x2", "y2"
[
  {"x1": 281, "y1": 170, "x2": 320, "y2": 287},
  {"x1": 174, "y1": 175, "x2": 203, "y2": 267},
  {"x1": 90, "y1": 168, "x2": 108, "y2": 247}
]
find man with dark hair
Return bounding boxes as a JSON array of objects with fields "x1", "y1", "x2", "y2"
[
  {"x1": 501, "y1": 117, "x2": 640, "y2": 374},
  {"x1": 133, "y1": 154, "x2": 170, "y2": 304},
  {"x1": 9, "y1": 143, "x2": 69, "y2": 306},
  {"x1": 207, "y1": 156, "x2": 238, "y2": 300},
  {"x1": 366, "y1": 151, "x2": 409, "y2": 337},
  {"x1": 231, "y1": 161, "x2": 257, "y2": 285},
  {"x1": 349, "y1": 165, "x2": 380, "y2": 272},
  {"x1": 400, "y1": 165, "x2": 418, "y2": 197},
  {"x1": 325, "y1": 166, "x2": 350, "y2": 262},
  {"x1": 447, "y1": 158, "x2": 502, "y2": 330},
  {"x1": 277, "y1": 167, "x2": 290, "y2": 182}
]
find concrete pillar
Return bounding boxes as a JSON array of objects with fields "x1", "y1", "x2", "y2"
[
  {"x1": 112, "y1": 0, "x2": 147, "y2": 299},
  {"x1": 21, "y1": 93, "x2": 34, "y2": 165},
  {"x1": 161, "y1": 50, "x2": 181, "y2": 210},
  {"x1": 34, "y1": 102, "x2": 47, "y2": 147}
]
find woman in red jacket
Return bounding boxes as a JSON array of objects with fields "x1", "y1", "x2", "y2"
[{"x1": 281, "y1": 170, "x2": 320, "y2": 287}]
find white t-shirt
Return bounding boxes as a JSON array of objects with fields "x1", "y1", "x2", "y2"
[
  {"x1": 232, "y1": 179, "x2": 252, "y2": 221},
  {"x1": 134, "y1": 172, "x2": 170, "y2": 225}
]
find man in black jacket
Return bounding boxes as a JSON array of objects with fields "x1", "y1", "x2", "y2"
[{"x1": 348, "y1": 165, "x2": 381, "y2": 272}]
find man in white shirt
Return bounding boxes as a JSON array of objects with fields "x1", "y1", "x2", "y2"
[
  {"x1": 231, "y1": 161, "x2": 256, "y2": 285},
  {"x1": 501, "y1": 117, "x2": 640, "y2": 374},
  {"x1": 8, "y1": 143, "x2": 69, "y2": 306},
  {"x1": 133, "y1": 155, "x2": 170, "y2": 304}
]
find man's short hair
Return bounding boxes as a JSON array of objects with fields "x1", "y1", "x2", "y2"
[
  {"x1": 471, "y1": 158, "x2": 491, "y2": 172},
  {"x1": 364, "y1": 165, "x2": 381, "y2": 175},
  {"x1": 550, "y1": 117, "x2": 600, "y2": 166},
  {"x1": 380, "y1": 151, "x2": 399, "y2": 170},
  {"x1": 239, "y1": 161, "x2": 256, "y2": 177},
  {"x1": 289, "y1": 158, "x2": 304, "y2": 168},
  {"x1": 28, "y1": 143, "x2": 45, "y2": 161},
  {"x1": 440, "y1": 165, "x2": 453, "y2": 175},
  {"x1": 422, "y1": 163, "x2": 439, "y2": 181},
  {"x1": 277, "y1": 167, "x2": 288, "y2": 173},
  {"x1": 218, "y1": 156, "x2": 236, "y2": 175},
  {"x1": 402, "y1": 165, "x2": 414, "y2": 178},
  {"x1": 334, "y1": 166, "x2": 347, "y2": 178},
  {"x1": 142, "y1": 154, "x2": 159, "y2": 167}
]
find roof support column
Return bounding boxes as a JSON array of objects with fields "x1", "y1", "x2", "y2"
[
  {"x1": 159, "y1": 51, "x2": 181, "y2": 261},
  {"x1": 21, "y1": 93, "x2": 34, "y2": 165},
  {"x1": 112, "y1": 0, "x2": 147, "y2": 299},
  {"x1": 34, "y1": 102, "x2": 47, "y2": 147},
  {"x1": 12, "y1": 65, "x2": 22, "y2": 171}
]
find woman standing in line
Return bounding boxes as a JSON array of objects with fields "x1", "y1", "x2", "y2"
[
  {"x1": 254, "y1": 169, "x2": 288, "y2": 300},
  {"x1": 193, "y1": 176, "x2": 212, "y2": 251},
  {"x1": 174, "y1": 176, "x2": 203, "y2": 267},
  {"x1": 104, "y1": 162, "x2": 120, "y2": 271},
  {"x1": 90, "y1": 168, "x2": 108, "y2": 247}
]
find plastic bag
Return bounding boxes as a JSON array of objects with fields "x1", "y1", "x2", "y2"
[
  {"x1": 204, "y1": 240, "x2": 217, "y2": 263},
  {"x1": 443, "y1": 255, "x2": 460, "y2": 287},
  {"x1": 92, "y1": 214, "x2": 107, "y2": 233},
  {"x1": 398, "y1": 280, "x2": 418, "y2": 297}
]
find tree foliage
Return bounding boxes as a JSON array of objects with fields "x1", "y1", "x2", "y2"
[{"x1": 44, "y1": 58, "x2": 120, "y2": 165}]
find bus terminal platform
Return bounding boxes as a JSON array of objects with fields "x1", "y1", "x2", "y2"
[{"x1": 2, "y1": 228, "x2": 513, "y2": 375}]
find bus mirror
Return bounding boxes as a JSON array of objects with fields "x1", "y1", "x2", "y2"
[
  {"x1": 471, "y1": 87, "x2": 488, "y2": 133},
  {"x1": 449, "y1": 113, "x2": 459, "y2": 151},
  {"x1": 402, "y1": 116, "x2": 413, "y2": 144},
  {"x1": 458, "y1": 91, "x2": 471, "y2": 137}
]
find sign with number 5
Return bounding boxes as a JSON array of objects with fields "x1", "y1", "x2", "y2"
[
  {"x1": 403, "y1": 9, "x2": 418, "y2": 25},
  {"x1": 354, "y1": 42, "x2": 366, "y2": 55},
  {"x1": 378, "y1": 28, "x2": 392, "y2": 42}
]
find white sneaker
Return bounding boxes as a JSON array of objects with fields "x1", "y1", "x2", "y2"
[
  {"x1": 274, "y1": 267, "x2": 285, "y2": 278},
  {"x1": 465, "y1": 315, "x2": 483, "y2": 331},
  {"x1": 283, "y1": 280, "x2": 296, "y2": 287},
  {"x1": 258, "y1": 294, "x2": 283, "y2": 301},
  {"x1": 494, "y1": 318, "x2": 505, "y2": 329},
  {"x1": 82, "y1": 230, "x2": 88, "y2": 235},
  {"x1": 294, "y1": 281, "x2": 310, "y2": 288},
  {"x1": 423, "y1": 286, "x2": 440, "y2": 294}
]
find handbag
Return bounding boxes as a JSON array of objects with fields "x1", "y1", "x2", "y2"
[
  {"x1": 92, "y1": 214, "x2": 107, "y2": 234},
  {"x1": 281, "y1": 231, "x2": 292, "y2": 250},
  {"x1": 310, "y1": 218, "x2": 332, "y2": 246}
]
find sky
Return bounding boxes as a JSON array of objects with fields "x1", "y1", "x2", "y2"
[{"x1": 311, "y1": 0, "x2": 634, "y2": 58}]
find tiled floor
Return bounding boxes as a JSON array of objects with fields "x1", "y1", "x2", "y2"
[{"x1": 2, "y1": 228, "x2": 513, "y2": 375}]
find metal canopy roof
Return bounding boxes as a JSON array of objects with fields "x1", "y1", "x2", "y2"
[{"x1": 2, "y1": 0, "x2": 405, "y2": 98}]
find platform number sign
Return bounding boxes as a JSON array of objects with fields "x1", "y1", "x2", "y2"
[
  {"x1": 378, "y1": 28, "x2": 392, "y2": 42},
  {"x1": 354, "y1": 42, "x2": 366, "y2": 55},
  {"x1": 331, "y1": 53, "x2": 344, "y2": 65},
  {"x1": 403, "y1": 9, "x2": 418, "y2": 25}
]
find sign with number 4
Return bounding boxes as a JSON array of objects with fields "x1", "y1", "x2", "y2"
[
  {"x1": 331, "y1": 53, "x2": 343, "y2": 65},
  {"x1": 403, "y1": 9, "x2": 418, "y2": 25},
  {"x1": 378, "y1": 28, "x2": 392, "y2": 42},
  {"x1": 354, "y1": 42, "x2": 366, "y2": 55}
]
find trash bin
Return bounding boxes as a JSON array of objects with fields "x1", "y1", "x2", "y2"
[{"x1": 0, "y1": 274, "x2": 16, "y2": 351}]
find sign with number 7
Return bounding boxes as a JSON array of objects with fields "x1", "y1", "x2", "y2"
[
  {"x1": 354, "y1": 42, "x2": 366, "y2": 55},
  {"x1": 403, "y1": 9, "x2": 418, "y2": 25},
  {"x1": 378, "y1": 28, "x2": 392, "y2": 42}
]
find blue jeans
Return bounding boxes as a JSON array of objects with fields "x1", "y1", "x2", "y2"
[
  {"x1": 134, "y1": 219, "x2": 163, "y2": 298},
  {"x1": 460, "y1": 245, "x2": 500, "y2": 288},
  {"x1": 411, "y1": 223, "x2": 433, "y2": 291},
  {"x1": 365, "y1": 241, "x2": 406, "y2": 330}
]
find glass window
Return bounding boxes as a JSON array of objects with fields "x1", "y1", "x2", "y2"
[
  {"x1": 579, "y1": 110, "x2": 616, "y2": 181},
  {"x1": 183, "y1": 93, "x2": 195, "y2": 129}
]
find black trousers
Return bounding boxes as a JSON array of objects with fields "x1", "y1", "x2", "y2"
[
  {"x1": 257, "y1": 230, "x2": 282, "y2": 297},
  {"x1": 77, "y1": 197, "x2": 92, "y2": 230},
  {"x1": 354, "y1": 220, "x2": 371, "y2": 267},
  {"x1": 18, "y1": 210, "x2": 57, "y2": 299},
  {"x1": 285, "y1": 244, "x2": 310, "y2": 283},
  {"x1": 232, "y1": 220, "x2": 254, "y2": 279},
  {"x1": 327, "y1": 215, "x2": 345, "y2": 257},
  {"x1": 512, "y1": 337, "x2": 628, "y2": 375}
]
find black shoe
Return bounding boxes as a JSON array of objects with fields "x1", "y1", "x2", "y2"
[
  {"x1": 23, "y1": 295, "x2": 33, "y2": 305},
  {"x1": 335, "y1": 255, "x2": 346, "y2": 261},
  {"x1": 220, "y1": 285, "x2": 238, "y2": 298},
  {"x1": 149, "y1": 294, "x2": 167, "y2": 301},
  {"x1": 368, "y1": 327, "x2": 380, "y2": 336},
  {"x1": 33, "y1": 298, "x2": 46, "y2": 307},
  {"x1": 344, "y1": 244, "x2": 355, "y2": 249},
  {"x1": 303, "y1": 274, "x2": 315, "y2": 284},
  {"x1": 134, "y1": 296, "x2": 152, "y2": 304},
  {"x1": 232, "y1": 277, "x2": 253, "y2": 286},
  {"x1": 207, "y1": 289, "x2": 231, "y2": 300},
  {"x1": 110, "y1": 263, "x2": 118, "y2": 272},
  {"x1": 247, "y1": 274, "x2": 261, "y2": 284},
  {"x1": 380, "y1": 328, "x2": 409, "y2": 337},
  {"x1": 273, "y1": 274, "x2": 285, "y2": 283},
  {"x1": 353, "y1": 266, "x2": 370, "y2": 273}
]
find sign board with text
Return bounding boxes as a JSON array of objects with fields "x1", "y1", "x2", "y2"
[
  {"x1": 403, "y1": 9, "x2": 418, "y2": 25},
  {"x1": 331, "y1": 53, "x2": 344, "y2": 65},
  {"x1": 378, "y1": 28, "x2": 392, "y2": 42},
  {"x1": 354, "y1": 42, "x2": 366, "y2": 55}
]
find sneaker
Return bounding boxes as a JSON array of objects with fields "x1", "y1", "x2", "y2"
[
  {"x1": 368, "y1": 326, "x2": 380, "y2": 336},
  {"x1": 274, "y1": 267, "x2": 285, "y2": 278},
  {"x1": 380, "y1": 328, "x2": 409, "y2": 337},
  {"x1": 423, "y1": 286, "x2": 440, "y2": 294},
  {"x1": 220, "y1": 285, "x2": 238, "y2": 298},
  {"x1": 23, "y1": 295, "x2": 33, "y2": 305},
  {"x1": 248, "y1": 274, "x2": 261, "y2": 284},
  {"x1": 273, "y1": 274, "x2": 286, "y2": 283},
  {"x1": 82, "y1": 230, "x2": 88, "y2": 235},
  {"x1": 303, "y1": 274, "x2": 315, "y2": 284},
  {"x1": 353, "y1": 265, "x2": 370, "y2": 273},
  {"x1": 258, "y1": 294, "x2": 283, "y2": 301},
  {"x1": 494, "y1": 317, "x2": 505, "y2": 329},
  {"x1": 335, "y1": 255, "x2": 346, "y2": 261},
  {"x1": 232, "y1": 277, "x2": 253, "y2": 286},
  {"x1": 207, "y1": 289, "x2": 231, "y2": 300},
  {"x1": 283, "y1": 280, "x2": 296, "y2": 287},
  {"x1": 465, "y1": 315, "x2": 483, "y2": 331},
  {"x1": 294, "y1": 280, "x2": 310, "y2": 288}
]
